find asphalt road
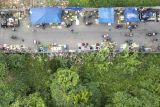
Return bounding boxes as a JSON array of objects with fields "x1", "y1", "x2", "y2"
[{"x1": 0, "y1": 20, "x2": 160, "y2": 50}]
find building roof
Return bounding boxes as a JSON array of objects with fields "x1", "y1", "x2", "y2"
[
  {"x1": 29, "y1": 7, "x2": 62, "y2": 25},
  {"x1": 98, "y1": 8, "x2": 115, "y2": 24},
  {"x1": 124, "y1": 7, "x2": 140, "y2": 23}
]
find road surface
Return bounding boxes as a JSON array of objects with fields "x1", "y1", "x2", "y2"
[{"x1": 0, "y1": 20, "x2": 160, "y2": 51}]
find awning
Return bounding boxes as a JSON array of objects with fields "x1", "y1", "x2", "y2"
[
  {"x1": 98, "y1": 8, "x2": 115, "y2": 24},
  {"x1": 142, "y1": 9, "x2": 153, "y2": 19},
  {"x1": 65, "y1": 7, "x2": 83, "y2": 11},
  {"x1": 29, "y1": 7, "x2": 62, "y2": 25},
  {"x1": 124, "y1": 7, "x2": 140, "y2": 23}
]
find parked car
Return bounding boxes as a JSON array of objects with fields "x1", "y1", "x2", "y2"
[{"x1": 146, "y1": 32, "x2": 158, "y2": 36}]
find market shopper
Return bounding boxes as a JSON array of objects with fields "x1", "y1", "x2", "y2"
[
  {"x1": 70, "y1": 29, "x2": 74, "y2": 33},
  {"x1": 32, "y1": 29, "x2": 36, "y2": 32},
  {"x1": 22, "y1": 39, "x2": 24, "y2": 42}
]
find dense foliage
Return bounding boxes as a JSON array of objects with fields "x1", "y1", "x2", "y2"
[
  {"x1": 0, "y1": 50, "x2": 160, "y2": 107},
  {"x1": 68, "y1": 0, "x2": 160, "y2": 7}
]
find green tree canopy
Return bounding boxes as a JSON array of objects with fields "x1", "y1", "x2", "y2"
[
  {"x1": 11, "y1": 92, "x2": 46, "y2": 107},
  {"x1": 50, "y1": 69, "x2": 101, "y2": 107}
]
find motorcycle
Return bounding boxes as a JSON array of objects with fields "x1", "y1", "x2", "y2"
[
  {"x1": 11, "y1": 35, "x2": 18, "y2": 39},
  {"x1": 146, "y1": 32, "x2": 158, "y2": 36}
]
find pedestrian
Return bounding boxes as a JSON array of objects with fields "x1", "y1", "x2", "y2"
[
  {"x1": 12, "y1": 27, "x2": 16, "y2": 31},
  {"x1": 129, "y1": 29, "x2": 132, "y2": 33},
  {"x1": 70, "y1": 29, "x2": 74, "y2": 33},
  {"x1": 22, "y1": 39, "x2": 24, "y2": 42},
  {"x1": 152, "y1": 38, "x2": 158, "y2": 42},
  {"x1": 42, "y1": 24, "x2": 45, "y2": 29},
  {"x1": 33, "y1": 40, "x2": 36, "y2": 44}
]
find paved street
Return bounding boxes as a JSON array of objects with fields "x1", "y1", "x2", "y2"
[{"x1": 1, "y1": 20, "x2": 160, "y2": 50}]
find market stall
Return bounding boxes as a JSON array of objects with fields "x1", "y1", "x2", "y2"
[
  {"x1": 98, "y1": 8, "x2": 115, "y2": 25},
  {"x1": 0, "y1": 11, "x2": 20, "y2": 28},
  {"x1": 82, "y1": 9, "x2": 98, "y2": 25},
  {"x1": 62, "y1": 7, "x2": 83, "y2": 27}
]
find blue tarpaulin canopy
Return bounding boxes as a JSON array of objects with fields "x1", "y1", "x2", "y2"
[
  {"x1": 124, "y1": 7, "x2": 140, "y2": 23},
  {"x1": 142, "y1": 10, "x2": 153, "y2": 19},
  {"x1": 98, "y1": 8, "x2": 115, "y2": 24},
  {"x1": 30, "y1": 7, "x2": 62, "y2": 25},
  {"x1": 65, "y1": 7, "x2": 83, "y2": 11}
]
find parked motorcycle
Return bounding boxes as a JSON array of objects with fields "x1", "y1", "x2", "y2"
[
  {"x1": 146, "y1": 32, "x2": 158, "y2": 36},
  {"x1": 11, "y1": 35, "x2": 18, "y2": 39}
]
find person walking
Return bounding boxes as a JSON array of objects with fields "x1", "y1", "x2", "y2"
[
  {"x1": 70, "y1": 29, "x2": 74, "y2": 33},
  {"x1": 22, "y1": 39, "x2": 24, "y2": 42}
]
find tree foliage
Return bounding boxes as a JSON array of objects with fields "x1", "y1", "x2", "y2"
[
  {"x1": 68, "y1": 0, "x2": 160, "y2": 7},
  {"x1": 50, "y1": 69, "x2": 100, "y2": 107},
  {"x1": 11, "y1": 92, "x2": 46, "y2": 107},
  {"x1": 0, "y1": 51, "x2": 159, "y2": 107},
  {"x1": 0, "y1": 81, "x2": 14, "y2": 107}
]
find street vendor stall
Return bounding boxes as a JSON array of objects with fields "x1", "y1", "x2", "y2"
[
  {"x1": 139, "y1": 8, "x2": 157, "y2": 21},
  {"x1": 98, "y1": 8, "x2": 115, "y2": 25},
  {"x1": 77, "y1": 42, "x2": 103, "y2": 52},
  {"x1": 124, "y1": 7, "x2": 140, "y2": 23},
  {"x1": 29, "y1": 7, "x2": 62, "y2": 25},
  {"x1": 7, "y1": 18, "x2": 19, "y2": 27},
  {"x1": 157, "y1": 10, "x2": 160, "y2": 21},
  {"x1": 83, "y1": 9, "x2": 98, "y2": 25},
  {"x1": 0, "y1": 11, "x2": 20, "y2": 28},
  {"x1": 36, "y1": 43, "x2": 68, "y2": 53},
  {"x1": 63, "y1": 7, "x2": 83, "y2": 27}
]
